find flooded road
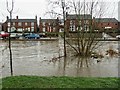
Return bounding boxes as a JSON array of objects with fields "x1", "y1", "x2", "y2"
[{"x1": 0, "y1": 39, "x2": 119, "y2": 78}]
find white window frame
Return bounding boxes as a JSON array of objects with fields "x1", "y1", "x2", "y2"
[
  {"x1": 13, "y1": 22, "x2": 15, "y2": 26},
  {"x1": 8, "y1": 28, "x2": 10, "y2": 32},
  {"x1": 18, "y1": 22, "x2": 22, "y2": 26},
  {"x1": 25, "y1": 22, "x2": 28, "y2": 26},
  {"x1": 31, "y1": 27, "x2": 34, "y2": 32},
  {"x1": 8, "y1": 22, "x2": 10, "y2": 26},
  {"x1": 43, "y1": 27, "x2": 45, "y2": 32},
  {"x1": 17, "y1": 28, "x2": 23, "y2": 32},
  {"x1": 28, "y1": 28, "x2": 30, "y2": 31},
  {"x1": 70, "y1": 25, "x2": 75, "y2": 31},
  {"x1": 43, "y1": 22, "x2": 45, "y2": 26},
  {"x1": 31, "y1": 22, "x2": 34, "y2": 26}
]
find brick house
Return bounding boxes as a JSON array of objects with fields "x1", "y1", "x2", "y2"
[
  {"x1": 3, "y1": 16, "x2": 38, "y2": 33},
  {"x1": 65, "y1": 14, "x2": 92, "y2": 32},
  {"x1": 39, "y1": 17, "x2": 59, "y2": 33},
  {"x1": 95, "y1": 18, "x2": 119, "y2": 30}
]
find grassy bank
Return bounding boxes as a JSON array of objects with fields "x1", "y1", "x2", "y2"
[{"x1": 1, "y1": 76, "x2": 119, "y2": 88}]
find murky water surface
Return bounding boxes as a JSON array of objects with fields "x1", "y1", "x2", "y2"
[{"x1": 0, "y1": 39, "x2": 119, "y2": 78}]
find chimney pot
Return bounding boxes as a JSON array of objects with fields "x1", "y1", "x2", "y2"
[{"x1": 16, "y1": 16, "x2": 18, "y2": 19}]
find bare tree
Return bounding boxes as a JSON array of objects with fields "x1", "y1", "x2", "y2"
[
  {"x1": 46, "y1": 0, "x2": 116, "y2": 64},
  {"x1": 46, "y1": 0, "x2": 70, "y2": 56},
  {"x1": 61, "y1": 0, "x2": 67, "y2": 56},
  {"x1": 6, "y1": 0, "x2": 14, "y2": 76},
  {"x1": 67, "y1": 0, "x2": 116, "y2": 58}
]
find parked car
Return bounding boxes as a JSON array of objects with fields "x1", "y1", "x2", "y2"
[
  {"x1": 40, "y1": 34, "x2": 47, "y2": 37},
  {"x1": 25, "y1": 33, "x2": 40, "y2": 39},
  {"x1": 0, "y1": 31, "x2": 9, "y2": 38},
  {"x1": 10, "y1": 33, "x2": 18, "y2": 39},
  {"x1": 116, "y1": 35, "x2": 120, "y2": 39}
]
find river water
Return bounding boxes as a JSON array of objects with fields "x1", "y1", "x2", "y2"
[{"x1": 0, "y1": 39, "x2": 119, "y2": 78}]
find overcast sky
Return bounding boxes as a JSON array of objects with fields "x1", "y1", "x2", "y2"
[{"x1": 0, "y1": 0, "x2": 119, "y2": 22}]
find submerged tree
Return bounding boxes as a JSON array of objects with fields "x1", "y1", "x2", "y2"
[
  {"x1": 6, "y1": 0, "x2": 14, "y2": 76},
  {"x1": 47, "y1": 0, "x2": 115, "y2": 58}
]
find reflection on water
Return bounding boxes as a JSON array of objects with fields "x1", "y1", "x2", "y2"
[{"x1": 0, "y1": 40, "x2": 118, "y2": 78}]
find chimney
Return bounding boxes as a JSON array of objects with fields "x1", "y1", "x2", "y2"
[
  {"x1": 7, "y1": 16, "x2": 9, "y2": 20},
  {"x1": 16, "y1": 16, "x2": 18, "y2": 19},
  {"x1": 35, "y1": 15, "x2": 37, "y2": 20},
  {"x1": 39, "y1": 17, "x2": 41, "y2": 22}
]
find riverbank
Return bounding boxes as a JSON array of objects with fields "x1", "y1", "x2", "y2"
[
  {"x1": 1, "y1": 76, "x2": 118, "y2": 88},
  {"x1": 0, "y1": 37, "x2": 120, "y2": 41},
  {"x1": 0, "y1": 37, "x2": 58, "y2": 41}
]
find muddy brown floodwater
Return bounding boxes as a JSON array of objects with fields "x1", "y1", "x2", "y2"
[{"x1": 0, "y1": 39, "x2": 119, "y2": 78}]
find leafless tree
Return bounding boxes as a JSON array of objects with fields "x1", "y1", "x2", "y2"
[
  {"x1": 47, "y1": 0, "x2": 116, "y2": 66},
  {"x1": 46, "y1": 0, "x2": 70, "y2": 56},
  {"x1": 6, "y1": 0, "x2": 14, "y2": 76}
]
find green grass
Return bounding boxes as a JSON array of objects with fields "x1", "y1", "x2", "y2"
[{"x1": 1, "y1": 76, "x2": 119, "y2": 88}]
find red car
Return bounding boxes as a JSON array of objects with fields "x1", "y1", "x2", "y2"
[{"x1": 0, "y1": 31, "x2": 9, "y2": 38}]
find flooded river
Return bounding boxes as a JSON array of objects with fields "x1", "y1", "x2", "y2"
[{"x1": 0, "y1": 39, "x2": 119, "y2": 78}]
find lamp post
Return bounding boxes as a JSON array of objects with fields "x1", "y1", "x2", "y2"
[{"x1": 61, "y1": 0, "x2": 66, "y2": 57}]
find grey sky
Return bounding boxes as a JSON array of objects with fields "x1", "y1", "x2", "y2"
[{"x1": 0, "y1": 0, "x2": 119, "y2": 22}]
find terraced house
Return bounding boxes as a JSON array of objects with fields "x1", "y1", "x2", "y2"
[
  {"x1": 65, "y1": 14, "x2": 93, "y2": 32},
  {"x1": 3, "y1": 16, "x2": 38, "y2": 33},
  {"x1": 39, "y1": 17, "x2": 59, "y2": 34},
  {"x1": 95, "y1": 18, "x2": 119, "y2": 30},
  {"x1": 1, "y1": 14, "x2": 119, "y2": 36}
]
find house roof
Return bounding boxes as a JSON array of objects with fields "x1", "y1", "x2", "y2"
[
  {"x1": 95, "y1": 18, "x2": 118, "y2": 23},
  {"x1": 6, "y1": 19, "x2": 36, "y2": 22},
  {"x1": 66, "y1": 14, "x2": 92, "y2": 20},
  {"x1": 40, "y1": 19, "x2": 58, "y2": 23}
]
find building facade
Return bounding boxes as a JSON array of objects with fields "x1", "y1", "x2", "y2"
[
  {"x1": 95, "y1": 18, "x2": 119, "y2": 31},
  {"x1": 2, "y1": 14, "x2": 119, "y2": 34},
  {"x1": 3, "y1": 16, "x2": 37, "y2": 33},
  {"x1": 39, "y1": 17, "x2": 59, "y2": 33},
  {"x1": 65, "y1": 14, "x2": 92, "y2": 32}
]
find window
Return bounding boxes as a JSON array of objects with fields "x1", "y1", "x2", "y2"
[
  {"x1": 18, "y1": 22, "x2": 22, "y2": 26},
  {"x1": 8, "y1": 22, "x2": 10, "y2": 26},
  {"x1": 43, "y1": 22, "x2": 45, "y2": 26},
  {"x1": 108, "y1": 23, "x2": 109, "y2": 25},
  {"x1": 70, "y1": 25, "x2": 75, "y2": 31},
  {"x1": 28, "y1": 28, "x2": 30, "y2": 32},
  {"x1": 84, "y1": 25, "x2": 89, "y2": 31},
  {"x1": 13, "y1": 22, "x2": 15, "y2": 26},
  {"x1": 17, "y1": 28, "x2": 23, "y2": 32},
  {"x1": 31, "y1": 27, "x2": 34, "y2": 32},
  {"x1": 85, "y1": 20, "x2": 89, "y2": 24},
  {"x1": 53, "y1": 27, "x2": 55, "y2": 32},
  {"x1": 25, "y1": 22, "x2": 28, "y2": 26},
  {"x1": 115, "y1": 23, "x2": 117, "y2": 25},
  {"x1": 43, "y1": 27, "x2": 45, "y2": 32},
  {"x1": 70, "y1": 20, "x2": 73, "y2": 25},
  {"x1": 31, "y1": 22, "x2": 34, "y2": 26},
  {"x1": 7, "y1": 28, "x2": 10, "y2": 32},
  {"x1": 79, "y1": 21, "x2": 81, "y2": 25}
]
